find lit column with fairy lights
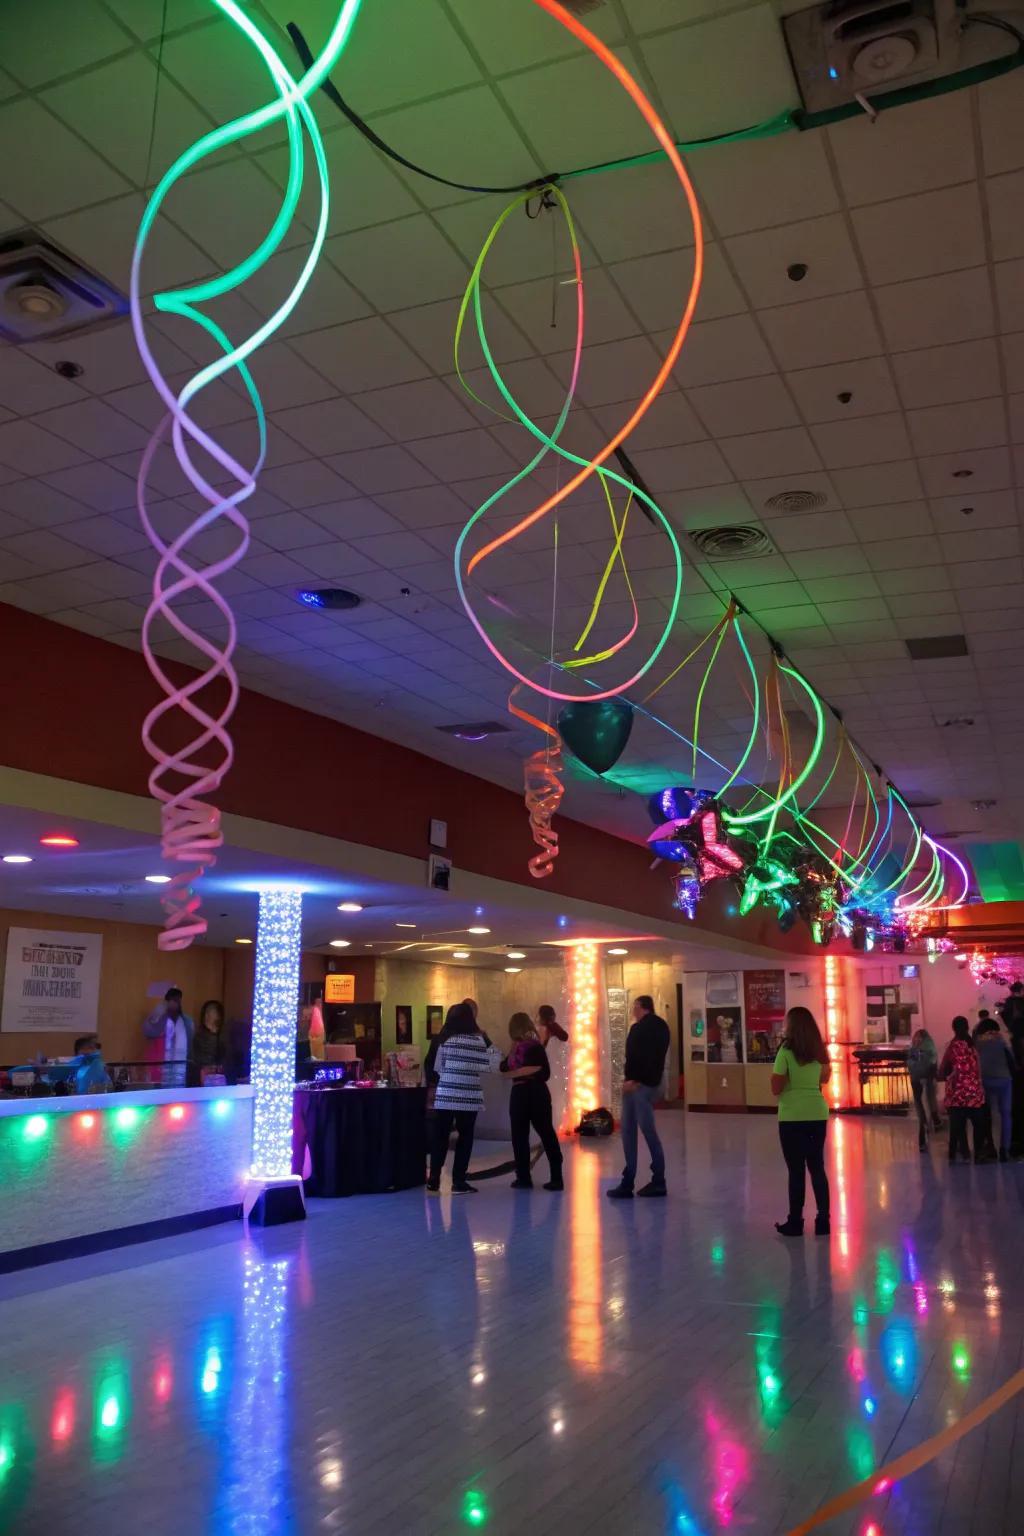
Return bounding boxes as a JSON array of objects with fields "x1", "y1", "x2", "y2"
[
  {"x1": 824, "y1": 953, "x2": 845, "y2": 1111},
  {"x1": 566, "y1": 942, "x2": 601, "y2": 1130},
  {"x1": 248, "y1": 887, "x2": 306, "y2": 1224}
]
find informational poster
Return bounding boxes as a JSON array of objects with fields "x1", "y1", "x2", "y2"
[
  {"x1": 324, "y1": 973, "x2": 355, "y2": 1004},
  {"x1": 743, "y1": 969, "x2": 786, "y2": 1062},
  {"x1": 1, "y1": 927, "x2": 103, "y2": 1033}
]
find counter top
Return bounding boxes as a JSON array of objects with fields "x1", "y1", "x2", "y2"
[{"x1": 0, "y1": 1084, "x2": 254, "y2": 1118}]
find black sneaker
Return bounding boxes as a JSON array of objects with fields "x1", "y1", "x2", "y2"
[
  {"x1": 606, "y1": 1184, "x2": 633, "y2": 1200},
  {"x1": 543, "y1": 1180, "x2": 564, "y2": 1192},
  {"x1": 775, "y1": 1218, "x2": 804, "y2": 1237},
  {"x1": 814, "y1": 1215, "x2": 831, "y2": 1236},
  {"x1": 426, "y1": 1181, "x2": 440, "y2": 1195},
  {"x1": 510, "y1": 1179, "x2": 533, "y2": 1189},
  {"x1": 452, "y1": 1182, "x2": 478, "y2": 1194},
  {"x1": 637, "y1": 1182, "x2": 667, "y2": 1198},
  {"x1": 999, "y1": 1148, "x2": 1009, "y2": 1163}
]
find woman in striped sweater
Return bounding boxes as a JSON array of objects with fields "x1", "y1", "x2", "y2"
[{"x1": 427, "y1": 1002, "x2": 501, "y2": 1194}]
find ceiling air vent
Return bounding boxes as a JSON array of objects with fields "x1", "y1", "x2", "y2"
[
  {"x1": 905, "y1": 633, "x2": 968, "y2": 660},
  {"x1": 437, "y1": 721, "x2": 511, "y2": 742},
  {"x1": 690, "y1": 525, "x2": 775, "y2": 560},
  {"x1": 0, "y1": 229, "x2": 127, "y2": 343},
  {"x1": 934, "y1": 715, "x2": 974, "y2": 730},
  {"x1": 764, "y1": 489, "x2": 828, "y2": 514},
  {"x1": 561, "y1": 0, "x2": 606, "y2": 12}
]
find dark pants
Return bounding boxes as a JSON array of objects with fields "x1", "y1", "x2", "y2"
[
  {"x1": 947, "y1": 1105, "x2": 987, "y2": 1161},
  {"x1": 985, "y1": 1081, "x2": 1013, "y2": 1151},
  {"x1": 620, "y1": 1084, "x2": 665, "y2": 1190},
  {"x1": 429, "y1": 1109, "x2": 476, "y2": 1184},
  {"x1": 779, "y1": 1120, "x2": 830, "y2": 1221},
  {"x1": 510, "y1": 1083, "x2": 563, "y2": 1183},
  {"x1": 911, "y1": 1076, "x2": 941, "y2": 1137}
]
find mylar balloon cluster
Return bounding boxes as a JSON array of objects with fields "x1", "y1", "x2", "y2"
[{"x1": 645, "y1": 788, "x2": 751, "y2": 920}]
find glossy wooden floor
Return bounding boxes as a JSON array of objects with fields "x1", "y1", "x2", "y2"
[{"x1": 2, "y1": 1111, "x2": 1023, "y2": 1535}]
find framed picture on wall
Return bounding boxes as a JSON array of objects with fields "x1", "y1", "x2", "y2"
[
  {"x1": 707, "y1": 1005, "x2": 742, "y2": 1064},
  {"x1": 395, "y1": 1005, "x2": 412, "y2": 1045},
  {"x1": 426, "y1": 1005, "x2": 444, "y2": 1038}
]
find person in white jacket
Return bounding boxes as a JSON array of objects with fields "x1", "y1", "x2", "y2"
[{"x1": 143, "y1": 986, "x2": 194, "y2": 1087}]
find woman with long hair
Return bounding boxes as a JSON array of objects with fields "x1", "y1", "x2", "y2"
[
  {"x1": 939, "y1": 1016, "x2": 990, "y2": 1164},
  {"x1": 500, "y1": 1011, "x2": 564, "y2": 1191},
  {"x1": 190, "y1": 998, "x2": 225, "y2": 1084},
  {"x1": 427, "y1": 1002, "x2": 500, "y2": 1195},
  {"x1": 770, "y1": 1006, "x2": 831, "y2": 1237}
]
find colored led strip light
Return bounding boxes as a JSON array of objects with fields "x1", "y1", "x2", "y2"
[{"x1": 130, "y1": 1, "x2": 362, "y2": 949}]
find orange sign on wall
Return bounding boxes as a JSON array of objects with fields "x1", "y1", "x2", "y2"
[{"x1": 325, "y1": 974, "x2": 355, "y2": 1004}]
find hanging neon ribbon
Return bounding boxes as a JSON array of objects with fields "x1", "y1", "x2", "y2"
[{"x1": 130, "y1": 1, "x2": 362, "y2": 948}]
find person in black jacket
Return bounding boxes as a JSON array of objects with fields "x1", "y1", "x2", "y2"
[
  {"x1": 501, "y1": 1012, "x2": 564, "y2": 1192},
  {"x1": 607, "y1": 995, "x2": 670, "y2": 1200}
]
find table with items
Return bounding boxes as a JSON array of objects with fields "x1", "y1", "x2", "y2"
[{"x1": 291, "y1": 1083, "x2": 427, "y2": 1196}]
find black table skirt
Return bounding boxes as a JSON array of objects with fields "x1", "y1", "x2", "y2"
[{"x1": 292, "y1": 1087, "x2": 427, "y2": 1196}]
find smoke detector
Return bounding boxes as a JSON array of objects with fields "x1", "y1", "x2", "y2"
[
  {"x1": 0, "y1": 229, "x2": 127, "y2": 343},
  {"x1": 690, "y1": 525, "x2": 775, "y2": 560}
]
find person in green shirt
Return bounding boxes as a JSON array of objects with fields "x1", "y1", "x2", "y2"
[{"x1": 770, "y1": 1006, "x2": 831, "y2": 1238}]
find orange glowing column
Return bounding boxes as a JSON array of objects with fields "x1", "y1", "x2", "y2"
[
  {"x1": 824, "y1": 953, "x2": 847, "y2": 1110},
  {"x1": 565, "y1": 941, "x2": 601, "y2": 1132}
]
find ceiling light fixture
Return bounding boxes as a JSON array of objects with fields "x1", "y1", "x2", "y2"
[
  {"x1": 40, "y1": 834, "x2": 79, "y2": 848},
  {"x1": 452, "y1": 950, "x2": 470, "y2": 960},
  {"x1": 329, "y1": 939, "x2": 350, "y2": 948},
  {"x1": 295, "y1": 587, "x2": 362, "y2": 610},
  {"x1": 608, "y1": 947, "x2": 628, "y2": 955},
  {"x1": 234, "y1": 938, "x2": 253, "y2": 945},
  {"x1": 395, "y1": 922, "x2": 416, "y2": 929},
  {"x1": 507, "y1": 950, "x2": 526, "y2": 960},
  {"x1": 2, "y1": 854, "x2": 32, "y2": 865},
  {"x1": 145, "y1": 874, "x2": 171, "y2": 884},
  {"x1": 505, "y1": 966, "x2": 522, "y2": 974},
  {"x1": 337, "y1": 901, "x2": 363, "y2": 913},
  {"x1": 468, "y1": 926, "x2": 491, "y2": 935}
]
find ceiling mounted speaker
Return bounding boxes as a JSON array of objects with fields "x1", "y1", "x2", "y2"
[{"x1": 0, "y1": 228, "x2": 127, "y2": 343}]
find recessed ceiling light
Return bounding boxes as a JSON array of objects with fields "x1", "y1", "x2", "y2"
[
  {"x1": 468, "y1": 926, "x2": 491, "y2": 935},
  {"x1": 234, "y1": 938, "x2": 252, "y2": 945},
  {"x1": 395, "y1": 922, "x2": 416, "y2": 929},
  {"x1": 329, "y1": 939, "x2": 350, "y2": 949},
  {"x1": 145, "y1": 874, "x2": 171, "y2": 884},
  {"x1": 295, "y1": 587, "x2": 362, "y2": 610},
  {"x1": 507, "y1": 950, "x2": 526, "y2": 960},
  {"x1": 608, "y1": 947, "x2": 628, "y2": 955},
  {"x1": 338, "y1": 901, "x2": 363, "y2": 913},
  {"x1": 40, "y1": 834, "x2": 79, "y2": 848},
  {"x1": 452, "y1": 950, "x2": 470, "y2": 960},
  {"x1": 504, "y1": 966, "x2": 522, "y2": 974},
  {"x1": 2, "y1": 854, "x2": 32, "y2": 865}
]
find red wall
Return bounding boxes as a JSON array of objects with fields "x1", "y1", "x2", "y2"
[{"x1": 0, "y1": 604, "x2": 832, "y2": 955}]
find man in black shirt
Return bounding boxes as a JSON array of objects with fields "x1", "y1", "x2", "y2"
[{"x1": 607, "y1": 994, "x2": 670, "y2": 1199}]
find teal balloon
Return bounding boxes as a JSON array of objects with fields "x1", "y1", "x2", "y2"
[{"x1": 557, "y1": 698, "x2": 634, "y2": 775}]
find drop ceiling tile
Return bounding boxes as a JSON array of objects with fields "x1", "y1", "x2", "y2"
[
  {"x1": 929, "y1": 490, "x2": 1017, "y2": 532},
  {"x1": 0, "y1": 570, "x2": 110, "y2": 614},
  {"x1": 702, "y1": 554, "x2": 792, "y2": 587},
  {"x1": 951, "y1": 557, "x2": 1024, "y2": 590},
  {"x1": 811, "y1": 413, "x2": 912, "y2": 469},
  {"x1": 891, "y1": 339, "x2": 1003, "y2": 409},
  {"x1": 407, "y1": 429, "x2": 519, "y2": 482},
  {"x1": 326, "y1": 217, "x2": 468, "y2": 312},
  {"x1": 800, "y1": 573, "x2": 882, "y2": 602},
  {"x1": 354, "y1": 379, "x2": 478, "y2": 441},
  {"x1": 784, "y1": 357, "x2": 899, "y2": 424},
  {"x1": 247, "y1": 344, "x2": 343, "y2": 414},
  {"x1": 828, "y1": 90, "x2": 976, "y2": 204},
  {"x1": 718, "y1": 426, "x2": 821, "y2": 480},
  {"x1": 686, "y1": 377, "x2": 799, "y2": 437},
  {"x1": 763, "y1": 605, "x2": 827, "y2": 633},
  {"x1": 874, "y1": 566, "x2": 952, "y2": 596},
  {"x1": 270, "y1": 398, "x2": 388, "y2": 457},
  {"x1": 72, "y1": 560, "x2": 153, "y2": 598},
  {"x1": 941, "y1": 523, "x2": 1020, "y2": 568},
  {"x1": 781, "y1": 545, "x2": 869, "y2": 578},
  {"x1": 608, "y1": 245, "x2": 741, "y2": 331},
  {"x1": 875, "y1": 268, "x2": 995, "y2": 352},
  {"x1": 883, "y1": 591, "x2": 959, "y2": 620},
  {"x1": 670, "y1": 315, "x2": 775, "y2": 386},
  {"x1": 864, "y1": 537, "x2": 940, "y2": 572},
  {"x1": 1011, "y1": 394, "x2": 1024, "y2": 443},
  {"x1": 292, "y1": 316, "x2": 434, "y2": 396},
  {"x1": 556, "y1": 335, "x2": 666, "y2": 410},
  {"x1": 385, "y1": 88, "x2": 539, "y2": 215},
  {"x1": 593, "y1": 390, "x2": 707, "y2": 451},
  {"x1": 852, "y1": 184, "x2": 984, "y2": 286},
  {"x1": 234, "y1": 248, "x2": 371, "y2": 342},
  {"x1": 0, "y1": 421, "x2": 92, "y2": 476},
  {"x1": 919, "y1": 446, "x2": 1012, "y2": 498},
  {"x1": 374, "y1": 485, "x2": 472, "y2": 531},
  {"x1": 769, "y1": 511, "x2": 856, "y2": 551},
  {"x1": 239, "y1": 551, "x2": 318, "y2": 588},
  {"x1": 978, "y1": 69, "x2": 1024, "y2": 176},
  {"x1": 0, "y1": 350, "x2": 88, "y2": 416},
  {"x1": 4, "y1": 0, "x2": 129, "y2": 85},
  {"x1": 448, "y1": 0, "x2": 622, "y2": 69},
  {"x1": 258, "y1": 460, "x2": 360, "y2": 511},
  {"x1": 291, "y1": 543, "x2": 379, "y2": 583},
  {"x1": 986, "y1": 171, "x2": 1024, "y2": 262},
  {"x1": 0, "y1": 479, "x2": 94, "y2": 526},
  {"x1": 907, "y1": 398, "x2": 1008, "y2": 457},
  {"x1": 731, "y1": 580, "x2": 808, "y2": 611},
  {"x1": 32, "y1": 399, "x2": 150, "y2": 457},
  {"x1": 1, "y1": 529, "x2": 85, "y2": 572},
  {"x1": 324, "y1": 445, "x2": 440, "y2": 497},
  {"x1": 60, "y1": 515, "x2": 148, "y2": 557},
  {"x1": 498, "y1": 47, "x2": 653, "y2": 169},
  {"x1": 759, "y1": 292, "x2": 883, "y2": 370},
  {"x1": 247, "y1": 511, "x2": 340, "y2": 554},
  {"x1": 846, "y1": 501, "x2": 933, "y2": 542},
  {"x1": 830, "y1": 460, "x2": 924, "y2": 507},
  {"x1": 819, "y1": 597, "x2": 891, "y2": 626},
  {"x1": 829, "y1": 618, "x2": 901, "y2": 644},
  {"x1": 631, "y1": 440, "x2": 733, "y2": 491},
  {"x1": 688, "y1": 113, "x2": 838, "y2": 237},
  {"x1": 389, "y1": 297, "x2": 532, "y2": 375},
  {"x1": 726, "y1": 215, "x2": 862, "y2": 310}
]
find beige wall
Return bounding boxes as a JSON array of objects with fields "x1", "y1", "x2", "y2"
[
  {"x1": 374, "y1": 957, "x2": 567, "y2": 1056},
  {"x1": 0, "y1": 907, "x2": 229, "y2": 1063}
]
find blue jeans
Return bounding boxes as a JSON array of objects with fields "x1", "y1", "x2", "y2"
[
  {"x1": 620, "y1": 1084, "x2": 664, "y2": 1190},
  {"x1": 985, "y1": 1080, "x2": 1013, "y2": 1151}
]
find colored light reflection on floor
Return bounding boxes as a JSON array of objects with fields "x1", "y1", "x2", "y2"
[
  {"x1": 217, "y1": 1251, "x2": 292, "y2": 1534},
  {"x1": 568, "y1": 1145, "x2": 604, "y2": 1374},
  {"x1": 703, "y1": 1406, "x2": 749, "y2": 1526}
]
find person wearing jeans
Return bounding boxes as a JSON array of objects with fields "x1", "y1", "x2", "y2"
[
  {"x1": 907, "y1": 1028, "x2": 941, "y2": 1152},
  {"x1": 501, "y1": 1013, "x2": 564, "y2": 1191},
  {"x1": 607, "y1": 995, "x2": 670, "y2": 1200},
  {"x1": 771, "y1": 1007, "x2": 831, "y2": 1238},
  {"x1": 975, "y1": 1017, "x2": 1016, "y2": 1162},
  {"x1": 427, "y1": 1002, "x2": 500, "y2": 1194},
  {"x1": 938, "y1": 1016, "x2": 990, "y2": 1164}
]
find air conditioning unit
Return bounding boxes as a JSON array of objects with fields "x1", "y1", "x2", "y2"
[
  {"x1": 0, "y1": 228, "x2": 127, "y2": 343},
  {"x1": 784, "y1": 0, "x2": 965, "y2": 112}
]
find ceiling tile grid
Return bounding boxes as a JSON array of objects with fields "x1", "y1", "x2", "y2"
[{"x1": 0, "y1": 0, "x2": 1020, "y2": 841}]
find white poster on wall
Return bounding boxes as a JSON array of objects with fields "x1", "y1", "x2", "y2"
[{"x1": 1, "y1": 927, "x2": 103, "y2": 1033}]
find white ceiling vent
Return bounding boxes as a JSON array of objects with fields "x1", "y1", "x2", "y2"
[
  {"x1": 784, "y1": 0, "x2": 968, "y2": 112},
  {"x1": 0, "y1": 229, "x2": 127, "y2": 343},
  {"x1": 690, "y1": 525, "x2": 775, "y2": 561}
]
